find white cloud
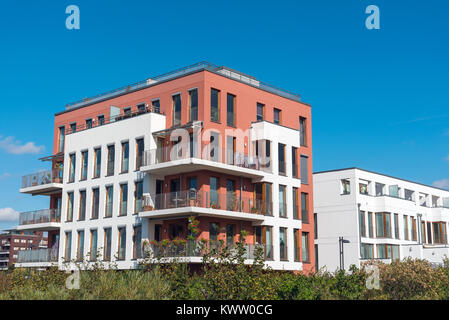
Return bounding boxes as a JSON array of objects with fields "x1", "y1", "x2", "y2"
[
  {"x1": 433, "y1": 179, "x2": 449, "y2": 190},
  {"x1": 0, "y1": 136, "x2": 45, "y2": 155},
  {"x1": 0, "y1": 208, "x2": 19, "y2": 222}
]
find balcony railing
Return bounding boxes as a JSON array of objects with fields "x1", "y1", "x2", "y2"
[
  {"x1": 19, "y1": 209, "x2": 61, "y2": 226},
  {"x1": 143, "y1": 143, "x2": 271, "y2": 173},
  {"x1": 144, "y1": 240, "x2": 273, "y2": 261},
  {"x1": 22, "y1": 168, "x2": 63, "y2": 189},
  {"x1": 17, "y1": 248, "x2": 58, "y2": 263},
  {"x1": 142, "y1": 190, "x2": 272, "y2": 216}
]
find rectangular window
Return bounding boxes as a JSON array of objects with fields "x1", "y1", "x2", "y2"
[
  {"x1": 105, "y1": 186, "x2": 113, "y2": 218},
  {"x1": 58, "y1": 126, "x2": 65, "y2": 152},
  {"x1": 137, "y1": 103, "x2": 146, "y2": 112},
  {"x1": 226, "y1": 93, "x2": 236, "y2": 127},
  {"x1": 411, "y1": 217, "x2": 417, "y2": 241},
  {"x1": 118, "y1": 227, "x2": 126, "y2": 260},
  {"x1": 119, "y1": 184, "x2": 128, "y2": 216},
  {"x1": 135, "y1": 181, "x2": 143, "y2": 213},
  {"x1": 302, "y1": 232, "x2": 309, "y2": 262},
  {"x1": 69, "y1": 153, "x2": 76, "y2": 183},
  {"x1": 394, "y1": 214, "x2": 399, "y2": 239},
  {"x1": 293, "y1": 187, "x2": 299, "y2": 219},
  {"x1": 121, "y1": 141, "x2": 129, "y2": 173},
  {"x1": 81, "y1": 151, "x2": 88, "y2": 180},
  {"x1": 91, "y1": 188, "x2": 99, "y2": 219},
  {"x1": 359, "y1": 211, "x2": 366, "y2": 237},
  {"x1": 301, "y1": 192, "x2": 309, "y2": 223},
  {"x1": 211, "y1": 88, "x2": 220, "y2": 122},
  {"x1": 172, "y1": 94, "x2": 181, "y2": 126},
  {"x1": 254, "y1": 182, "x2": 273, "y2": 216},
  {"x1": 107, "y1": 145, "x2": 115, "y2": 176},
  {"x1": 152, "y1": 99, "x2": 160, "y2": 113},
  {"x1": 77, "y1": 230, "x2": 84, "y2": 261},
  {"x1": 361, "y1": 243, "x2": 374, "y2": 259},
  {"x1": 256, "y1": 103, "x2": 264, "y2": 121},
  {"x1": 94, "y1": 148, "x2": 101, "y2": 178},
  {"x1": 210, "y1": 177, "x2": 219, "y2": 208},
  {"x1": 359, "y1": 183, "x2": 368, "y2": 195},
  {"x1": 79, "y1": 190, "x2": 86, "y2": 221},
  {"x1": 376, "y1": 212, "x2": 391, "y2": 238},
  {"x1": 226, "y1": 179, "x2": 236, "y2": 211},
  {"x1": 427, "y1": 222, "x2": 432, "y2": 244},
  {"x1": 67, "y1": 192, "x2": 74, "y2": 222},
  {"x1": 433, "y1": 222, "x2": 447, "y2": 244},
  {"x1": 279, "y1": 227, "x2": 287, "y2": 260},
  {"x1": 226, "y1": 224, "x2": 235, "y2": 247},
  {"x1": 292, "y1": 147, "x2": 298, "y2": 178},
  {"x1": 65, "y1": 231, "x2": 72, "y2": 261},
  {"x1": 421, "y1": 221, "x2": 427, "y2": 244},
  {"x1": 403, "y1": 215, "x2": 409, "y2": 240},
  {"x1": 98, "y1": 115, "x2": 105, "y2": 126},
  {"x1": 341, "y1": 179, "x2": 351, "y2": 195},
  {"x1": 294, "y1": 229, "x2": 300, "y2": 262},
  {"x1": 279, "y1": 185, "x2": 287, "y2": 218},
  {"x1": 124, "y1": 107, "x2": 131, "y2": 116},
  {"x1": 300, "y1": 155, "x2": 309, "y2": 184},
  {"x1": 90, "y1": 229, "x2": 98, "y2": 261},
  {"x1": 278, "y1": 143, "x2": 286, "y2": 175},
  {"x1": 368, "y1": 212, "x2": 373, "y2": 238},
  {"x1": 209, "y1": 222, "x2": 219, "y2": 244},
  {"x1": 103, "y1": 228, "x2": 112, "y2": 261},
  {"x1": 189, "y1": 89, "x2": 198, "y2": 122},
  {"x1": 299, "y1": 117, "x2": 307, "y2": 146},
  {"x1": 133, "y1": 225, "x2": 142, "y2": 259},
  {"x1": 274, "y1": 108, "x2": 281, "y2": 124},
  {"x1": 70, "y1": 122, "x2": 77, "y2": 133},
  {"x1": 377, "y1": 244, "x2": 400, "y2": 261},
  {"x1": 136, "y1": 138, "x2": 144, "y2": 170},
  {"x1": 86, "y1": 119, "x2": 92, "y2": 129},
  {"x1": 264, "y1": 226, "x2": 273, "y2": 260}
]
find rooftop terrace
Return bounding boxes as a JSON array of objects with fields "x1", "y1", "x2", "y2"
[{"x1": 63, "y1": 61, "x2": 303, "y2": 113}]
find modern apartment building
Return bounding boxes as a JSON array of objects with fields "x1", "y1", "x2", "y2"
[
  {"x1": 15, "y1": 62, "x2": 314, "y2": 272},
  {"x1": 314, "y1": 168, "x2": 449, "y2": 271},
  {"x1": 0, "y1": 230, "x2": 46, "y2": 270}
]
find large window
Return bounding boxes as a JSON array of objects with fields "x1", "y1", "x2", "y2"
[
  {"x1": 136, "y1": 138, "x2": 144, "y2": 170},
  {"x1": 172, "y1": 93, "x2": 181, "y2": 126},
  {"x1": 210, "y1": 177, "x2": 219, "y2": 208},
  {"x1": 411, "y1": 217, "x2": 417, "y2": 241},
  {"x1": 77, "y1": 230, "x2": 84, "y2": 261},
  {"x1": 377, "y1": 244, "x2": 399, "y2": 260},
  {"x1": 91, "y1": 188, "x2": 99, "y2": 219},
  {"x1": 94, "y1": 148, "x2": 101, "y2": 178},
  {"x1": 226, "y1": 93, "x2": 236, "y2": 127},
  {"x1": 341, "y1": 179, "x2": 351, "y2": 195},
  {"x1": 79, "y1": 190, "x2": 86, "y2": 221},
  {"x1": 189, "y1": 88, "x2": 198, "y2": 121},
  {"x1": 152, "y1": 99, "x2": 160, "y2": 113},
  {"x1": 300, "y1": 155, "x2": 309, "y2": 184},
  {"x1": 256, "y1": 103, "x2": 264, "y2": 121},
  {"x1": 89, "y1": 229, "x2": 98, "y2": 261},
  {"x1": 273, "y1": 108, "x2": 281, "y2": 124},
  {"x1": 64, "y1": 231, "x2": 72, "y2": 261},
  {"x1": 107, "y1": 145, "x2": 115, "y2": 176},
  {"x1": 58, "y1": 126, "x2": 65, "y2": 152},
  {"x1": 133, "y1": 225, "x2": 142, "y2": 259},
  {"x1": 368, "y1": 212, "x2": 373, "y2": 238},
  {"x1": 121, "y1": 141, "x2": 129, "y2": 173},
  {"x1": 118, "y1": 227, "x2": 126, "y2": 260},
  {"x1": 120, "y1": 184, "x2": 128, "y2": 216},
  {"x1": 359, "y1": 211, "x2": 366, "y2": 237},
  {"x1": 433, "y1": 222, "x2": 447, "y2": 244},
  {"x1": 67, "y1": 192, "x2": 74, "y2": 222},
  {"x1": 134, "y1": 181, "x2": 143, "y2": 213},
  {"x1": 254, "y1": 182, "x2": 272, "y2": 215},
  {"x1": 279, "y1": 227, "x2": 287, "y2": 260},
  {"x1": 293, "y1": 187, "x2": 299, "y2": 219},
  {"x1": 105, "y1": 186, "x2": 113, "y2": 218},
  {"x1": 278, "y1": 143, "x2": 286, "y2": 175},
  {"x1": 376, "y1": 212, "x2": 391, "y2": 238},
  {"x1": 403, "y1": 215, "x2": 409, "y2": 240},
  {"x1": 299, "y1": 117, "x2": 307, "y2": 146},
  {"x1": 294, "y1": 229, "x2": 300, "y2": 261},
  {"x1": 301, "y1": 192, "x2": 309, "y2": 223},
  {"x1": 211, "y1": 88, "x2": 220, "y2": 122},
  {"x1": 69, "y1": 153, "x2": 76, "y2": 183},
  {"x1": 394, "y1": 214, "x2": 399, "y2": 239},
  {"x1": 302, "y1": 232, "x2": 310, "y2": 262},
  {"x1": 104, "y1": 228, "x2": 112, "y2": 261},
  {"x1": 361, "y1": 243, "x2": 374, "y2": 259},
  {"x1": 226, "y1": 224, "x2": 235, "y2": 247},
  {"x1": 81, "y1": 151, "x2": 88, "y2": 180},
  {"x1": 279, "y1": 185, "x2": 287, "y2": 218},
  {"x1": 209, "y1": 222, "x2": 219, "y2": 245},
  {"x1": 292, "y1": 147, "x2": 298, "y2": 178}
]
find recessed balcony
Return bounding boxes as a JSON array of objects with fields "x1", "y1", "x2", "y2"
[
  {"x1": 140, "y1": 143, "x2": 270, "y2": 179},
  {"x1": 139, "y1": 190, "x2": 270, "y2": 222},
  {"x1": 20, "y1": 169, "x2": 63, "y2": 196},
  {"x1": 16, "y1": 209, "x2": 61, "y2": 231},
  {"x1": 15, "y1": 248, "x2": 58, "y2": 268}
]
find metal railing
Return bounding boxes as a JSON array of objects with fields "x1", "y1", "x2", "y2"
[
  {"x1": 19, "y1": 209, "x2": 61, "y2": 225},
  {"x1": 143, "y1": 143, "x2": 271, "y2": 173},
  {"x1": 142, "y1": 190, "x2": 272, "y2": 216},
  {"x1": 144, "y1": 240, "x2": 272, "y2": 260},
  {"x1": 65, "y1": 62, "x2": 302, "y2": 112},
  {"x1": 17, "y1": 248, "x2": 58, "y2": 263},
  {"x1": 22, "y1": 168, "x2": 63, "y2": 189}
]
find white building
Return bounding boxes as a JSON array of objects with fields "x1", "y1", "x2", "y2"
[{"x1": 314, "y1": 168, "x2": 449, "y2": 271}]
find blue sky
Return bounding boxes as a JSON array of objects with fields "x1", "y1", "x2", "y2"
[{"x1": 0, "y1": 0, "x2": 448, "y2": 229}]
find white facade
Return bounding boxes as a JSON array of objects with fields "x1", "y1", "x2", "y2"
[{"x1": 314, "y1": 168, "x2": 449, "y2": 271}]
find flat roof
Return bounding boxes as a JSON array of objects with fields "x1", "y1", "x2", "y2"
[
  {"x1": 314, "y1": 167, "x2": 449, "y2": 193},
  {"x1": 57, "y1": 61, "x2": 308, "y2": 116}
]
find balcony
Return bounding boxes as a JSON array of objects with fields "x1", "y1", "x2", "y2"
[
  {"x1": 143, "y1": 240, "x2": 273, "y2": 262},
  {"x1": 20, "y1": 169, "x2": 63, "y2": 195},
  {"x1": 140, "y1": 143, "x2": 269, "y2": 179},
  {"x1": 17, "y1": 209, "x2": 61, "y2": 231},
  {"x1": 15, "y1": 248, "x2": 58, "y2": 267},
  {"x1": 139, "y1": 190, "x2": 269, "y2": 222}
]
